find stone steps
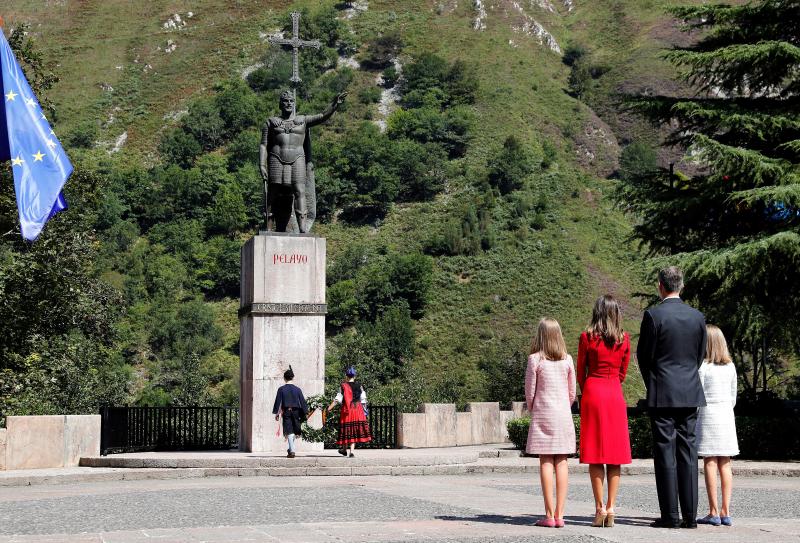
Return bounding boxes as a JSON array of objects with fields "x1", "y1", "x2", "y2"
[
  {"x1": 0, "y1": 462, "x2": 528, "y2": 487},
  {"x1": 79, "y1": 452, "x2": 481, "y2": 469}
]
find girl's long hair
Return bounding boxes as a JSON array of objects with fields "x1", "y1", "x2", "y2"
[
  {"x1": 587, "y1": 294, "x2": 624, "y2": 345},
  {"x1": 705, "y1": 325, "x2": 733, "y2": 365},
  {"x1": 530, "y1": 317, "x2": 568, "y2": 361}
]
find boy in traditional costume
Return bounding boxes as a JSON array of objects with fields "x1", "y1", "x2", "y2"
[{"x1": 272, "y1": 366, "x2": 308, "y2": 458}]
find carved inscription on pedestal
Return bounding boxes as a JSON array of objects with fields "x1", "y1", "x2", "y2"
[{"x1": 238, "y1": 302, "x2": 327, "y2": 317}]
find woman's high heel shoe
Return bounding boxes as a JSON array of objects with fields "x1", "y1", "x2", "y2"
[
  {"x1": 592, "y1": 511, "x2": 607, "y2": 527},
  {"x1": 605, "y1": 512, "x2": 615, "y2": 527}
]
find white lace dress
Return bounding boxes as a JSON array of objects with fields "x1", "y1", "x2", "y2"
[{"x1": 696, "y1": 362, "x2": 739, "y2": 457}]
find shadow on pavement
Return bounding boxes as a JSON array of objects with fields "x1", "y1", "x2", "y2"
[
  {"x1": 436, "y1": 514, "x2": 656, "y2": 527},
  {"x1": 436, "y1": 514, "x2": 538, "y2": 526}
]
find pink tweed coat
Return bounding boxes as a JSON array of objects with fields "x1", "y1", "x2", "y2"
[{"x1": 525, "y1": 352, "x2": 577, "y2": 455}]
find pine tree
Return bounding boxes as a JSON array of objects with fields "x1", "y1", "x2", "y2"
[{"x1": 617, "y1": 0, "x2": 800, "y2": 396}]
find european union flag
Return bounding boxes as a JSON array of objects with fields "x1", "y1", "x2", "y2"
[{"x1": 0, "y1": 29, "x2": 72, "y2": 241}]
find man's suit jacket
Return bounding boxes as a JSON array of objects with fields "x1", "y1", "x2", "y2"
[{"x1": 637, "y1": 297, "x2": 707, "y2": 408}]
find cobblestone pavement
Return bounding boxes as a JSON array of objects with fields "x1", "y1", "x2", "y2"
[{"x1": 0, "y1": 473, "x2": 797, "y2": 542}]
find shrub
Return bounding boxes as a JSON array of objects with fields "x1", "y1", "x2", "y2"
[
  {"x1": 368, "y1": 301, "x2": 415, "y2": 367},
  {"x1": 619, "y1": 141, "x2": 658, "y2": 182},
  {"x1": 507, "y1": 416, "x2": 530, "y2": 450},
  {"x1": 401, "y1": 53, "x2": 478, "y2": 107},
  {"x1": 298, "y1": 5, "x2": 343, "y2": 48},
  {"x1": 215, "y1": 80, "x2": 259, "y2": 137},
  {"x1": 207, "y1": 180, "x2": 249, "y2": 236},
  {"x1": 144, "y1": 251, "x2": 188, "y2": 300},
  {"x1": 737, "y1": 416, "x2": 800, "y2": 460},
  {"x1": 67, "y1": 120, "x2": 98, "y2": 149},
  {"x1": 487, "y1": 136, "x2": 536, "y2": 195},
  {"x1": 388, "y1": 252, "x2": 433, "y2": 319},
  {"x1": 387, "y1": 106, "x2": 473, "y2": 160},
  {"x1": 568, "y1": 60, "x2": 593, "y2": 99},
  {"x1": 147, "y1": 219, "x2": 203, "y2": 257},
  {"x1": 247, "y1": 53, "x2": 292, "y2": 92},
  {"x1": 426, "y1": 204, "x2": 495, "y2": 256},
  {"x1": 226, "y1": 129, "x2": 261, "y2": 171},
  {"x1": 358, "y1": 86, "x2": 382, "y2": 104},
  {"x1": 197, "y1": 236, "x2": 241, "y2": 297},
  {"x1": 182, "y1": 98, "x2": 225, "y2": 151},
  {"x1": 444, "y1": 60, "x2": 479, "y2": 106},
  {"x1": 628, "y1": 416, "x2": 652, "y2": 458},
  {"x1": 361, "y1": 31, "x2": 403, "y2": 70},
  {"x1": 328, "y1": 242, "x2": 375, "y2": 285},
  {"x1": 355, "y1": 262, "x2": 395, "y2": 321},
  {"x1": 327, "y1": 279, "x2": 360, "y2": 329},
  {"x1": 541, "y1": 139, "x2": 558, "y2": 169},
  {"x1": 331, "y1": 323, "x2": 405, "y2": 386},
  {"x1": 148, "y1": 299, "x2": 224, "y2": 361},
  {"x1": 330, "y1": 123, "x2": 401, "y2": 220},
  {"x1": 159, "y1": 128, "x2": 202, "y2": 168},
  {"x1": 479, "y1": 348, "x2": 526, "y2": 408},
  {"x1": 382, "y1": 66, "x2": 399, "y2": 88},
  {"x1": 394, "y1": 140, "x2": 447, "y2": 201},
  {"x1": 562, "y1": 43, "x2": 587, "y2": 67}
]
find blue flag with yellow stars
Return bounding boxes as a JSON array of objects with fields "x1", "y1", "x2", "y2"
[{"x1": 0, "y1": 29, "x2": 72, "y2": 241}]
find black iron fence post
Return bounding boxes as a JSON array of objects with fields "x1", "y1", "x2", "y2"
[{"x1": 99, "y1": 405, "x2": 110, "y2": 456}]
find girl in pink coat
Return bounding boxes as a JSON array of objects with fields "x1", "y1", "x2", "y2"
[{"x1": 525, "y1": 317, "x2": 577, "y2": 528}]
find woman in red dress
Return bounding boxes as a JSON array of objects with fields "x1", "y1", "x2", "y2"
[
  {"x1": 577, "y1": 295, "x2": 632, "y2": 528},
  {"x1": 327, "y1": 366, "x2": 371, "y2": 457}
]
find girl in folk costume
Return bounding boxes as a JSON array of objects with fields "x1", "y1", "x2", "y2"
[
  {"x1": 696, "y1": 325, "x2": 739, "y2": 527},
  {"x1": 525, "y1": 318, "x2": 577, "y2": 528},
  {"x1": 327, "y1": 366, "x2": 372, "y2": 457}
]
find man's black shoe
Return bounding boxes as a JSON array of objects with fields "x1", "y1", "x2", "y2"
[
  {"x1": 680, "y1": 520, "x2": 698, "y2": 529},
  {"x1": 650, "y1": 518, "x2": 681, "y2": 528}
]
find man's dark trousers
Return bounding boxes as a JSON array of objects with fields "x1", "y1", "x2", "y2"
[{"x1": 651, "y1": 407, "x2": 699, "y2": 524}]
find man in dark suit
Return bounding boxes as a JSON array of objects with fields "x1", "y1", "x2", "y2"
[{"x1": 637, "y1": 266, "x2": 707, "y2": 529}]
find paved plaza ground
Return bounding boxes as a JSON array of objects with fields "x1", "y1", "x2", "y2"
[{"x1": 0, "y1": 469, "x2": 798, "y2": 543}]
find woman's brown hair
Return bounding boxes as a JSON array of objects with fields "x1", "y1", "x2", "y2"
[
  {"x1": 530, "y1": 317, "x2": 568, "y2": 361},
  {"x1": 587, "y1": 294, "x2": 624, "y2": 345},
  {"x1": 705, "y1": 324, "x2": 733, "y2": 365}
]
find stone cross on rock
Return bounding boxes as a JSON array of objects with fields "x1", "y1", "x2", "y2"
[{"x1": 268, "y1": 11, "x2": 321, "y2": 96}]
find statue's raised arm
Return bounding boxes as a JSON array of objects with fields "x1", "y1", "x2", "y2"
[{"x1": 306, "y1": 92, "x2": 347, "y2": 127}]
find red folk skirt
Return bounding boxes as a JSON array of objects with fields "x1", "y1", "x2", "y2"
[
  {"x1": 579, "y1": 377, "x2": 632, "y2": 465},
  {"x1": 336, "y1": 402, "x2": 372, "y2": 446}
]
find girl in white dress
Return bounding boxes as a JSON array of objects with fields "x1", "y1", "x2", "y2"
[{"x1": 696, "y1": 325, "x2": 739, "y2": 527}]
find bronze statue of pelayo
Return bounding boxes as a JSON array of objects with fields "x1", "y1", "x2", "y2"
[{"x1": 260, "y1": 91, "x2": 346, "y2": 233}]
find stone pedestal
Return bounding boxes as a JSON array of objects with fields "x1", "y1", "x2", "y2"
[{"x1": 239, "y1": 233, "x2": 326, "y2": 453}]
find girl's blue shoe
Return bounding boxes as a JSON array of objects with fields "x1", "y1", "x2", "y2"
[
  {"x1": 697, "y1": 515, "x2": 721, "y2": 526},
  {"x1": 721, "y1": 516, "x2": 733, "y2": 526}
]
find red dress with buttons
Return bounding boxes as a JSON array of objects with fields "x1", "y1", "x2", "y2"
[{"x1": 577, "y1": 331, "x2": 632, "y2": 464}]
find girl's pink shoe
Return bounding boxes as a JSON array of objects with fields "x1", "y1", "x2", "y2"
[
  {"x1": 555, "y1": 518, "x2": 565, "y2": 528},
  {"x1": 535, "y1": 518, "x2": 556, "y2": 527}
]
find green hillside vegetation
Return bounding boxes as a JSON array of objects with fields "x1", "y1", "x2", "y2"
[{"x1": 2, "y1": 0, "x2": 733, "y2": 418}]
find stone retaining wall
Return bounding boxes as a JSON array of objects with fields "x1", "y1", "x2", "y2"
[
  {"x1": 1, "y1": 415, "x2": 100, "y2": 470},
  {"x1": 398, "y1": 402, "x2": 529, "y2": 448},
  {"x1": 0, "y1": 429, "x2": 6, "y2": 471}
]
